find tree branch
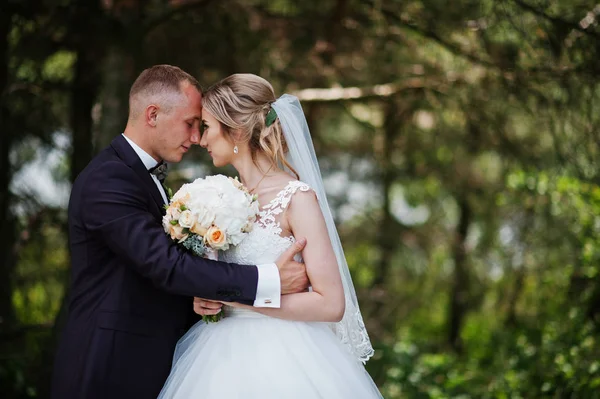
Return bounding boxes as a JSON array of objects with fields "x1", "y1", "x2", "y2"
[
  {"x1": 511, "y1": 0, "x2": 600, "y2": 39},
  {"x1": 291, "y1": 77, "x2": 450, "y2": 102},
  {"x1": 378, "y1": 2, "x2": 597, "y2": 78},
  {"x1": 376, "y1": 6, "x2": 499, "y2": 70},
  {"x1": 324, "y1": 0, "x2": 349, "y2": 47},
  {"x1": 143, "y1": 0, "x2": 220, "y2": 36},
  {"x1": 0, "y1": 323, "x2": 53, "y2": 341}
]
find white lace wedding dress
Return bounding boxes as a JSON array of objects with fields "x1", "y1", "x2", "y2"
[{"x1": 158, "y1": 181, "x2": 382, "y2": 399}]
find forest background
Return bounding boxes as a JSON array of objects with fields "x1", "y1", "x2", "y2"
[{"x1": 1, "y1": 0, "x2": 600, "y2": 397}]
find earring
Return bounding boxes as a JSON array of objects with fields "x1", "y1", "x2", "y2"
[{"x1": 233, "y1": 145, "x2": 239, "y2": 154}]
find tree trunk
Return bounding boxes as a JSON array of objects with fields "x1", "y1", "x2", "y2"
[
  {"x1": 505, "y1": 212, "x2": 533, "y2": 328},
  {"x1": 585, "y1": 274, "x2": 600, "y2": 326},
  {"x1": 70, "y1": 47, "x2": 102, "y2": 183},
  {"x1": 372, "y1": 99, "x2": 401, "y2": 289},
  {"x1": 94, "y1": 47, "x2": 138, "y2": 150},
  {"x1": 0, "y1": 4, "x2": 17, "y2": 332},
  {"x1": 448, "y1": 196, "x2": 471, "y2": 352},
  {"x1": 505, "y1": 266, "x2": 525, "y2": 328},
  {"x1": 37, "y1": 30, "x2": 107, "y2": 399},
  {"x1": 369, "y1": 98, "x2": 408, "y2": 331}
]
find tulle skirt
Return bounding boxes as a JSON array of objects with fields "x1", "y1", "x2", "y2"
[{"x1": 158, "y1": 307, "x2": 382, "y2": 398}]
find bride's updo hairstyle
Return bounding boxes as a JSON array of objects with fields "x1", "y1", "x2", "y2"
[{"x1": 202, "y1": 73, "x2": 298, "y2": 177}]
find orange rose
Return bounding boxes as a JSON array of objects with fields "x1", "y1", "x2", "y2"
[{"x1": 204, "y1": 226, "x2": 228, "y2": 250}]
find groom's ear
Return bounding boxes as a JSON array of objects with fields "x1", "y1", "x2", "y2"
[{"x1": 145, "y1": 105, "x2": 159, "y2": 127}]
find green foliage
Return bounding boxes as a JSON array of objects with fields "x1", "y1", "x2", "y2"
[
  {"x1": 2, "y1": 0, "x2": 600, "y2": 398},
  {"x1": 181, "y1": 235, "x2": 208, "y2": 257},
  {"x1": 375, "y1": 314, "x2": 600, "y2": 398},
  {"x1": 42, "y1": 51, "x2": 75, "y2": 83}
]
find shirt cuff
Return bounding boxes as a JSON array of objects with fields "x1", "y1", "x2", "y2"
[{"x1": 253, "y1": 263, "x2": 281, "y2": 308}]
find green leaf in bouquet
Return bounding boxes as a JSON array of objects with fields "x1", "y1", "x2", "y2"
[
  {"x1": 202, "y1": 312, "x2": 224, "y2": 323},
  {"x1": 181, "y1": 235, "x2": 207, "y2": 257},
  {"x1": 170, "y1": 220, "x2": 178, "y2": 226}
]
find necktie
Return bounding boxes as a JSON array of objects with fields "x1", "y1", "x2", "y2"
[{"x1": 149, "y1": 161, "x2": 168, "y2": 184}]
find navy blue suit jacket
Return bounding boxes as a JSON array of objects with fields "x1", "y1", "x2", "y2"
[{"x1": 51, "y1": 135, "x2": 259, "y2": 399}]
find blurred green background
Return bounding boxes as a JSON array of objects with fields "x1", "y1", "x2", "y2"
[{"x1": 1, "y1": 0, "x2": 600, "y2": 398}]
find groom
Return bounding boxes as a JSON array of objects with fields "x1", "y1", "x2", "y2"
[{"x1": 50, "y1": 65, "x2": 308, "y2": 399}]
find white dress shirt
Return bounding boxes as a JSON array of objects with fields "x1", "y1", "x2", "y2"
[
  {"x1": 123, "y1": 134, "x2": 168, "y2": 204},
  {"x1": 122, "y1": 134, "x2": 281, "y2": 308}
]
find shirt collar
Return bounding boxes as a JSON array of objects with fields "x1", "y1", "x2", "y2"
[{"x1": 122, "y1": 134, "x2": 160, "y2": 170}]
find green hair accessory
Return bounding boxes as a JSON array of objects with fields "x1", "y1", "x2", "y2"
[{"x1": 265, "y1": 107, "x2": 278, "y2": 127}]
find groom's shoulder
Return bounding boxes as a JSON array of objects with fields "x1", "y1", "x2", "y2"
[
  {"x1": 73, "y1": 145, "x2": 129, "y2": 188},
  {"x1": 81, "y1": 144, "x2": 120, "y2": 171},
  {"x1": 93, "y1": 143, "x2": 122, "y2": 165}
]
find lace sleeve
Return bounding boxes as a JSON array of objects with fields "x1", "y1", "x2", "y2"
[{"x1": 256, "y1": 181, "x2": 314, "y2": 236}]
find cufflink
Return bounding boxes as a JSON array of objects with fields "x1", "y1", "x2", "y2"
[{"x1": 264, "y1": 299, "x2": 272, "y2": 304}]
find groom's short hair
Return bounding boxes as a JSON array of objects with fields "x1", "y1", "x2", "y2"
[{"x1": 128, "y1": 65, "x2": 201, "y2": 119}]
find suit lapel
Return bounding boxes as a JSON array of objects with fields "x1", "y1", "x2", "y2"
[{"x1": 110, "y1": 135, "x2": 166, "y2": 217}]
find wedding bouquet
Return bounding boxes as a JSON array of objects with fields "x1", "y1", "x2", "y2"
[{"x1": 162, "y1": 174, "x2": 260, "y2": 321}]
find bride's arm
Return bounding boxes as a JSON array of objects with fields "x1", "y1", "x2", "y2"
[{"x1": 229, "y1": 190, "x2": 346, "y2": 322}]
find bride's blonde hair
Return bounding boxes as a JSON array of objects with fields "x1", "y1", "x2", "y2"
[{"x1": 202, "y1": 74, "x2": 298, "y2": 177}]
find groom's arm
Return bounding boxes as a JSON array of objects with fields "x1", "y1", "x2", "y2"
[{"x1": 81, "y1": 161, "x2": 261, "y2": 304}]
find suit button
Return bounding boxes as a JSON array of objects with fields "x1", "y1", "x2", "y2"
[{"x1": 234, "y1": 290, "x2": 241, "y2": 296}]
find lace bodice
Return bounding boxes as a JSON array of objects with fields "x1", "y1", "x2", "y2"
[{"x1": 220, "y1": 180, "x2": 313, "y2": 266}]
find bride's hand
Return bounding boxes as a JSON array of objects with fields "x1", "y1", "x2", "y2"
[{"x1": 193, "y1": 297, "x2": 223, "y2": 316}]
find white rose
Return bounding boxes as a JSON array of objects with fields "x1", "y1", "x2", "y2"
[
  {"x1": 213, "y1": 211, "x2": 238, "y2": 232},
  {"x1": 178, "y1": 210, "x2": 196, "y2": 228},
  {"x1": 241, "y1": 220, "x2": 254, "y2": 233},
  {"x1": 245, "y1": 199, "x2": 260, "y2": 217},
  {"x1": 229, "y1": 177, "x2": 245, "y2": 191},
  {"x1": 166, "y1": 206, "x2": 182, "y2": 221},
  {"x1": 194, "y1": 206, "x2": 215, "y2": 229},
  {"x1": 196, "y1": 187, "x2": 224, "y2": 210},
  {"x1": 226, "y1": 218, "x2": 245, "y2": 235},
  {"x1": 171, "y1": 187, "x2": 191, "y2": 203},
  {"x1": 168, "y1": 224, "x2": 187, "y2": 242},
  {"x1": 162, "y1": 214, "x2": 172, "y2": 233},
  {"x1": 190, "y1": 222, "x2": 208, "y2": 237},
  {"x1": 228, "y1": 231, "x2": 247, "y2": 246}
]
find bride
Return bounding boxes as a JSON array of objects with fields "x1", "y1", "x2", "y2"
[{"x1": 158, "y1": 74, "x2": 382, "y2": 398}]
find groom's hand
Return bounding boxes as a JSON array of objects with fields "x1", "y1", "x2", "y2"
[
  {"x1": 193, "y1": 297, "x2": 222, "y2": 316},
  {"x1": 275, "y1": 237, "x2": 309, "y2": 295}
]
